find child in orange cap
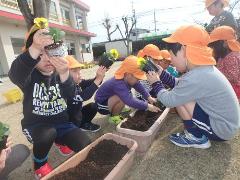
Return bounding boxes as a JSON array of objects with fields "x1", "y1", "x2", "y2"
[
  {"x1": 160, "y1": 50, "x2": 179, "y2": 78},
  {"x1": 65, "y1": 55, "x2": 106, "y2": 132},
  {"x1": 209, "y1": 26, "x2": 240, "y2": 100},
  {"x1": 147, "y1": 25, "x2": 240, "y2": 149},
  {"x1": 135, "y1": 44, "x2": 163, "y2": 100},
  {"x1": 95, "y1": 55, "x2": 160, "y2": 124},
  {"x1": 205, "y1": 0, "x2": 239, "y2": 37}
]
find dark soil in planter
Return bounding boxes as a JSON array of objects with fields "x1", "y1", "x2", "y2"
[
  {"x1": 0, "y1": 135, "x2": 8, "y2": 153},
  {"x1": 45, "y1": 40, "x2": 63, "y2": 50},
  {"x1": 121, "y1": 110, "x2": 163, "y2": 131},
  {"x1": 50, "y1": 139, "x2": 129, "y2": 180}
]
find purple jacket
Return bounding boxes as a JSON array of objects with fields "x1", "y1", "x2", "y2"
[{"x1": 95, "y1": 77, "x2": 149, "y2": 110}]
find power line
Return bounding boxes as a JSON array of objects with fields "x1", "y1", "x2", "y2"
[{"x1": 88, "y1": 4, "x2": 204, "y2": 27}]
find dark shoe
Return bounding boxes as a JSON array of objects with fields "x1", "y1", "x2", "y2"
[{"x1": 80, "y1": 123, "x2": 101, "y2": 132}]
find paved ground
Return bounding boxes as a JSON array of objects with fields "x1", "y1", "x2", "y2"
[{"x1": 0, "y1": 62, "x2": 240, "y2": 180}]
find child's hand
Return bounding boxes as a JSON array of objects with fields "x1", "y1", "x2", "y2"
[
  {"x1": 0, "y1": 136, "x2": 12, "y2": 172},
  {"x1": 49, "y1": 57, "x2": 69, "y2": 82},
  {"x1": 147, "y1": 96, "x2": 157, "y2": 104},
  {"x1": 94, "y1": 66, "x2": 106, "y2": 85},
  {"x1": 49, "y1": 57, "x2": 68, "y2": 74},
  {"x1": 147, "y1": 104, "x2": 160, "y2": 112},
  {"x1": 157, "y1": 65, "x2": 163, "y2": 76},
  {"x1": 146, "y1": 71, "x2": 160, "y2": 85},
  {"x1": 0, "y1": 149, "x2": 7, "y2": 172},
  {"x1": 29, "y1": 29, "x2": 53, "y2": 59}
]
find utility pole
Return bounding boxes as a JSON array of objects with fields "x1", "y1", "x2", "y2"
[
  {"x1": 154, "y1": 9, "x2": 157, "y2": 32},
  {"x1": 132, "y1": 1, "x2": 137, "y2": 40}
]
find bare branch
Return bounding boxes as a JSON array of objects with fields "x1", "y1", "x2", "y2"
[
  {"x1": 17, "y1": 0, "x2": 34, "y2": 30},
  {"x1": 45, "y1": 0, "x2": 51, "y2": 18},
  {"x1": 128, "y1": 19, "x2": 136, "y2": 39},
  {"x1": 116, "y1": 25, "x2": 127, "y2": 46},
  {"x1": 109, "y1": 26, "x2": 118, "y2": 35},
  {"x1": 229, "y1": 0, "x2": 240, "y2": 12},
  {"x1": 33, "y1": 0, "x2": 48, "y2": 18}
]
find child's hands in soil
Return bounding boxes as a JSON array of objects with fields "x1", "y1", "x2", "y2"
[
  {"x1": 94, "y1": 66, "x2": 107, "y2": 85},
  {"x1": 49, "y1": 57, "x2": 69, "y2": 82},
  {"x1": 0, "y1": 149, "x2": 7, "y2": 172},
  {"x1": 29, "y1": 29, "x2": 54, "y2": 59},
  {"x1": 147, "y1": 96, "x2": 157, "y2": 104},
  {"x1": 0, "y1": 137, "x2": 11, "y2": 172},
  {"x1": 147, "y1": 104, "x2": 160, "y2": 112},
  {"x1": 146, "y1": 71, "x2": 160, "y2": 85},
  {"x1": 5, "y1": 137, "x2": 12, "y2": 156}
]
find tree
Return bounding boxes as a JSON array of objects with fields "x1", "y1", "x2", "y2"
[
  {"x1": 17, "y1": 0, "x2": 51, "y2": 30},
  {"x1": 102, "y1": 17, "x2": 117, "y2": 42},
  {"x1": 229, "y1": 0, "x2": 240, "y2": 12},
  {"x1": 116, "y1": 16, "x2": 136, "y2": 55}
]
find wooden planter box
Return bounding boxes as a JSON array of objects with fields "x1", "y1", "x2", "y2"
[
  {"x1": 117, "y1": 108, "x2": 170, "y2": 153},
  {"x1": 43, "y1": 133, "x2": 138, "y2": 180}
]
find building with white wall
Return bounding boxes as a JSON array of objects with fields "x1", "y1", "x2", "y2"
[{"x1": 0, "y1": 0, "x2": 95, "y2": 75}]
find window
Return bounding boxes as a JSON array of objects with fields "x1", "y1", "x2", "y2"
[
  {"x1": 66, "y1": 42, "x2": 76, "y2": 55},
  {"x1": 61, "y1": 7, "x2": 70, "y2": 20},
  {"x1": 61, "y1": 6, "x2": 70, "y2": 25},
  {"x1": 11, "y1": 38, "x2": 24, "y2": 57},
  {"x1": 76, "y1": 15, "x2": 84, "y2": 30},
  {"x1": 81, "y1": 44, "x2": 91, "y2": 53}
]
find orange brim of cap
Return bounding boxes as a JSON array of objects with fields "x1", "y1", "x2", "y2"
[
  {"x1": 227, "y1": 40, "x2": 240, "y2": 52},
  {"x1": 137, "y1": 50, "x2": 145, "y2": 58},
  {"x1": 186, "y1": 45, "x2": 216, "y2": 65},
  {"x1": 162, "y1": 36, "x2": 177, "y2": 43},
  {"x1": 163, "y1": 57, "x2": 171, "y2": 61},
  {"x1": 150, "y1": 54, "x2": 163, "y2": 60},
  {"x1": 114, "y1": 65, "x2": 147, "y2": 80}
]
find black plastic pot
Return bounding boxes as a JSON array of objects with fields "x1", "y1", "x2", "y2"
[
  {"x1": 99, "y1": 54, "x2": 114, "y2": 68},
  {"x1": 0, "y1": 135, "x2": 8, "y2": 153},
  {"x1": 45, "y1": 41, "x2": 68, "y2": 57}
]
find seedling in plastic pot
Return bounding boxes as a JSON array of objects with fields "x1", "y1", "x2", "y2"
[
  {"x1": 44, "y1": 28, "x2": 68, "y2": 57},
  {"x1": 138, "y1": 57, "x2": 159, "y2": 73},
  {"x1": 0, "y1": 122, "x2": 9, "y2": 153},
  {"x1": 99, "y1": 49, "x2": 119, "y2": 68}
]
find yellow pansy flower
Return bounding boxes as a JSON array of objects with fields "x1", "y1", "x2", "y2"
[
  {"x1": 109, "y1": 49, "x2": 119, "y2": 60},
  {"x1": 34, "y1": 17, "x2": 49, "y2": 29}
]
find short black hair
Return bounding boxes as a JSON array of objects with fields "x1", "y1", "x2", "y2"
[
  {"x1": 213, "y1": 0, "x2": 224, "y2": 8},
  {"x1": 25, "y1": 30, "x2": 38, "y2": 50},
  {"x1": 208, "y1": 40, "x2": 231, "y2": 61},
  {"x1": 165, "y1": 42, "x2": 182, "y2": 56}
]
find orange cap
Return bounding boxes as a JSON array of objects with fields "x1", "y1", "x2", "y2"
[
  {"x1": 209, "y1": 26, "x2": 240, "y2": 52},
  {"x1": 205, "y1": 0, "x2": 229, "y2": 8},
  {"x1": 160, "y1": 50, "x2": 171, "y2": 61},
  {"x1": 65, "y1": 55, "x2": 84, "y2": 69},
  {"x1": 137, "y1": 49, "x2": 145, "y2": 58},
  {"x1": 142, "y1": 44, "x2": 163, "y2": 60},
  {"x1": 115, "y1": 56, "x2": 146, "y2": 80},
  {"x1": 163, "y1": 25, "x2": 216, "y2": 66}
]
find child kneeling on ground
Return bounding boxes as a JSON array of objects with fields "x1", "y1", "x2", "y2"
[
  {"x1": 95, "y1": 55, "x2": 160, "y2": 124},
  {"x1": 66, "y1": 55, "x2": 106, "y2": 132},
  {"x1": 147, "y1": 25, "x2": 240, "y2": 149},
  {"x1": 8, "y1": 19, "x2": 91, "y2": 178}
]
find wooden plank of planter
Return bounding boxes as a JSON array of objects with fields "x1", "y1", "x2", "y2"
[
  {"x1": 116, "y1": 108, "x2": 170, "y2": 153},
  {"x1": 42, "y1": 133, "x2": 138, "y2": 180}
]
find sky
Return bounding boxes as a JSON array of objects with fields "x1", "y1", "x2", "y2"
[{"x1": 85, "y1": 0, "x2": 240, "y2": 43}]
